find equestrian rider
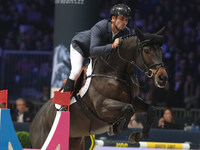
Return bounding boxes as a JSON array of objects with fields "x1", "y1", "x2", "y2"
[{"x1": 64, "y1": 4, "x2": 132, "y2": 92}]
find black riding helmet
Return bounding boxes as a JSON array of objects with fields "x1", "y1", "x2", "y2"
[{"x1": 110, "y1": 4, "x2": 132, "y2": 19}]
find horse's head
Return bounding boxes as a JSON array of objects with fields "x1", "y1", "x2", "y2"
[{"x1": 134, "y1": 26, "x2": 168, "y2": 88}]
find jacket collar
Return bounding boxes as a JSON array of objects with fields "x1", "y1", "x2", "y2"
[
  {"x1": 107, "y1": 20, "x2": 124, "y2": 41},
  {"x1": 107, "y1": 20, "x2": 113, "y2": 42},
  {"x1": 107, "y1": 20, "x2": 112, "y2": 33}
]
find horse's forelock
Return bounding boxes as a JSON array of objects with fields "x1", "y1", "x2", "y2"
[{"x1": 140, "y1": 33, "x2": 164, "y2": 46}]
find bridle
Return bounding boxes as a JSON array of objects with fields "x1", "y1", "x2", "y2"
[
  {"x1": 87, "y1": 36, "x2": 164, "y2": 87},
  {"x1": 117, "y1": 37, "x2": 164, "y2": 78}
]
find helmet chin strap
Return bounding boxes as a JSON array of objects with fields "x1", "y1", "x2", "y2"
[
  {"x1": 114, "y1": 22, "x2": 120, "y2": 32},
  {"x1": 112, "y1": 19, "x2": 120, "y2": 32}
]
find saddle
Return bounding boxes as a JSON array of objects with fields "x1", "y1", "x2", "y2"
[
  {"x1": 62, "y1": 62, "x2": 111, "y2": 134},
  {"x1": 61, "y1": 65, "x2": 88, "y2": 95},
  {"x1": 73, "y1": 66, "x2": 88, "y2": 96},
  {"x1": 61, "y1": 62, "x2": 112, "y2": 134}
]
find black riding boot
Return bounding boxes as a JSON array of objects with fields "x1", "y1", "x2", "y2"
[{"x1": 64, "y1": 78, "x2": 75, "y2": 92}]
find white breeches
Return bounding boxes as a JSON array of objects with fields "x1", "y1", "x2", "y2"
[{"x1": 69, "y1": 44, "x2": 84, "y2": 80}]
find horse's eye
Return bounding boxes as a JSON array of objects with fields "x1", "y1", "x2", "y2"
[{"x1": 144, "y1": 48, "x2": 150, "y2": 54}]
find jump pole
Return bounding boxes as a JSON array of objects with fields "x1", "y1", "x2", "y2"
[{"x1": 94, "y1": 139, "x2": 194, "y2": 149}]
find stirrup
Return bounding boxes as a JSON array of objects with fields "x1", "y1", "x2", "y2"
[
  {"x1": 55, "y1": 104, "x2": 66, "y2": 111},
  {"x1": 57, "y1": 106, "x2": 66, "y2": 111}
]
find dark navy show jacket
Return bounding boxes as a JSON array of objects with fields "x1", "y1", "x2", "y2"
[{"x1": 71, "y1": 19, "x2": 130, "y2": 58}]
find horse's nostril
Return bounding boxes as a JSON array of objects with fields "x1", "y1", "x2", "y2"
[
  {"x1": 158, "y1": 75, "x2": 163, "y2": 80},
  {"x1": 158, "y1": 75, "x2": 167, "y2": 81}
]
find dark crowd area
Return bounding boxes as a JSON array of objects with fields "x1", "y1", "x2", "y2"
[
  {"x1": 0, "y1": 0, "x2": 53, "y2": 102},
  {"x1": 99, "y1": 0, "x2": 200, "y2": 109},
  {"x1": 0, "y1": 0, "x2": 54, "y2": 51},
  {"x1": 0, "y1": 0, "x2": 200, "y2": 126}
]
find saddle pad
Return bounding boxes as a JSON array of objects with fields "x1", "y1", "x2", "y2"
[{"x1": 70, "y1": 59, "x2": 92, "y2": 105}]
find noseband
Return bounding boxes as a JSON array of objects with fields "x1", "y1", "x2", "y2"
[{"x1": 117, "y1": 37, "x2": 164, "y2": 78}]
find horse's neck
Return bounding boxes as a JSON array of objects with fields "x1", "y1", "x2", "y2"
[
  {"x1": 93, "y1": 36, "x2": 138, "y2": 75},
  {"x1": 109, "y1": 36, "x2": 137, "y2": 72},
  {"x1": 120, "y1": 36, "x2": 138, "y2": 61}
]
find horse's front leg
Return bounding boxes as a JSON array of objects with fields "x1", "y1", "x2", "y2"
[
  {"x1": 129, "y1": 96, "x2": 156, "y2": 143},
  {"x1": 69, "y1": 137, "x2": 84, "y2": 150},
  {"x1": 98, "y1": 98, "x2": 135, "y2": 135}
]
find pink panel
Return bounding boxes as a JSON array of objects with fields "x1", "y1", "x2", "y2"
[{"x1": 46, "y1": 111, "x2": 70, "y2": 150}]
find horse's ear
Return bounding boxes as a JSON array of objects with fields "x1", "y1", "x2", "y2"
[
  {"x1": 134, "y1": 25, "x2": 144, "y2": 40},
  {"x1": 156, "y1": 26, "x2": 165, "y2": 35}
]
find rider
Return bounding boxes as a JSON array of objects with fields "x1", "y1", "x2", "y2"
[{"x1": 64, "y1": 4, "x2": 132, "y2": 92}]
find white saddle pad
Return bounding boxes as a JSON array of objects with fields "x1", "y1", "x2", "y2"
[{"x1": 70, "y1": 59, "x2": 93, "y2": 105}]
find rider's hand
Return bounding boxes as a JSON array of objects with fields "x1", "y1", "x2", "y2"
[
  {"x1": 112, "y1": 38, "x2": 120, "y2": 49},
  {"x1": 158, "y1": 118, "x2": 164, "y2": 127}
]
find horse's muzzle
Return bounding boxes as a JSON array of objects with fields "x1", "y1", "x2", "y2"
[
  {"x1": 153, "y1": 67, "x2": 168, "y2": 88},
  {"x1": 157, "y1": 74, "x2": 168, "y2": 87}
]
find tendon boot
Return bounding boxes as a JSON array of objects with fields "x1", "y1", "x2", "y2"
[
  {"x1": 64, "y1": 78, "x2": 75, "y2": 92},
  {"x1": 113, "y1": 104, "x2": 135, "y2": 134}
]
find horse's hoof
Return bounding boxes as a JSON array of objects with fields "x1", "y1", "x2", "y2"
[
  {"x1": 128, "y1": 132, "x2": 143, "y2": 144},
  {"x1": 107, "y1": 126, "x2": 115, "y2": 136}
]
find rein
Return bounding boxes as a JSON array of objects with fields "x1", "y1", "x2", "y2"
[
  {"x1": 86, "y1": 35, "x2": 164, "y2": 87},
  {"x1": 86, "y1": 56, "x2": 132, "y2": 87}
]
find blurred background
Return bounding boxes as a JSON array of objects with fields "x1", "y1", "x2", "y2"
[{"x1": 0, "y1": 0, "x2": 200, "y2": 134}]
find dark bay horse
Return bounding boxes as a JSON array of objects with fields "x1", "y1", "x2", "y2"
[{"x1": 30, "y1": 26, "x2": 168, "y2": 150}]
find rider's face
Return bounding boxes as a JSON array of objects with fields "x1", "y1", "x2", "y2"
[
  {"x1": 112, "y1": 15, "x2": 128, "y2": 30},
  {"x1": 163, "y1": 109, "x2": 172, "y2": 123}
]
